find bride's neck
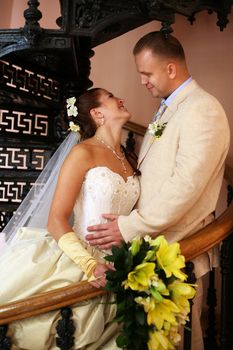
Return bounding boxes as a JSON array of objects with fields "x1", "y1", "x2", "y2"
[{"x1": 94, "y1": 127, "x2": 122, "y2": 150}]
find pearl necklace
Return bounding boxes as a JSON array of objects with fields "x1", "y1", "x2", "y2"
[{"x1": 95, "y1": 136, "x2": 127, "y2": 174}]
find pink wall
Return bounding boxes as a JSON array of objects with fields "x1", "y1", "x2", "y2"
[
  {"x1": 0, "y1": 0, "x2": 14, "y2": 28},
  {"x1": 2, "y1": 0, "x2": 60, "y2": 29}
]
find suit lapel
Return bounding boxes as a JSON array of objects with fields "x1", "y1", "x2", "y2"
[
  {"x1": 138, "y1": 131, "x2": 151, "y2": 166},
  {"x1": 138, "y1": 80, "x2": 199, "y2": 167},
  {"x1": 138, "y1": 105, "x2": 173, "y2": 166}
]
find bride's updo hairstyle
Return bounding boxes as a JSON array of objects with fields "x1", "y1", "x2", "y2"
[
  {"x1": 67, "y1": 87, "x2": 140, "y2": 175},
  {"x1": 72, "y1": 88, "x2": 104, "y2": 140}
]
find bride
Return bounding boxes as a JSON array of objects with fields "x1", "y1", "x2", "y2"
[{"x1": 0, "y1": 88, "x2": 140, "y2": 349}]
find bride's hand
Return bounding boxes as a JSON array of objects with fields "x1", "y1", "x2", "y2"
[{"x1": 89, "y1": 262, "x2": 114, "y2": 288}]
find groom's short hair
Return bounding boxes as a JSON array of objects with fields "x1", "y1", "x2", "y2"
[{"x1": 133, "y1": 31, "x2": 185, "y2": 61}]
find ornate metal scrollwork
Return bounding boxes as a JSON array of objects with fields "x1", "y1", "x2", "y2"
[
  {"x1": 0, "y1": 60, "x2": 61, "y2": 102},
  {"x1": 0, "y1": 325, "x2": 11, "y2": 350},
  {"x1": 220, "y1": 233, "x2": 233, "y2": 349},
  {"x1": 204, "y1": 269, "x2": 219, "y2": 350},
  {"x1": 183, "y1": 261, "x2": 197, "y2": 350},
  {"x1": 23, "y1": 0, "x2": 43, "y2": 45},
  {"x1": 56, "y1": 307, "x2": 75, "y2": 350},
  {"x1": 219, "y1": 184, "x2": 233, "y2": 349},
  {"x1": 75, "y1": 0, "x2": 103, "y2": 29},
  {"x1": 0, "y1": 58, "x2": 66, "y2": 230}
]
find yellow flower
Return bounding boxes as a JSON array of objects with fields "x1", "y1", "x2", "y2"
[
  {"x1": 156, "y1": 236, "x2": 187, "y2": 280},
  {"x1": 148, "y1": 330, "x2": 174, "y2": 350},
  {"x1": 135, "y1": 296, "x2": 152, "y2": 312},
  {"x1": 123, "y1": 262, "x2": 155, "y2": 291},
  {"x1": 168, "y1": 281, "x2": 196, "y2": 318},
  {"x1": 168, "y1": 280, "x2": 196, "y2": 299},
  {"x1": 169, "y1": 326, "x2": 181, "y2": 345},
  {"x1": 151, "y1": 276, "x2": 170, "y2": 296},
  {"x1": 147, "y1": 298, "x2": 180, "y2": 330}
]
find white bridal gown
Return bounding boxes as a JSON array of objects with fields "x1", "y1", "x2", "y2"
[{"x1": 0, "y1": 166, "x2": 140, "y2": 350}]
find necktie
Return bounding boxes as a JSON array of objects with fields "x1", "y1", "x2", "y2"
[{"x1": 152, "y1": 100, "x2": 167, "y2": 122}]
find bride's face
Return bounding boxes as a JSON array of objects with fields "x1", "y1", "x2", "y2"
[{"x1": 97, "y1": 90, "x2": 131, "y2": 123}]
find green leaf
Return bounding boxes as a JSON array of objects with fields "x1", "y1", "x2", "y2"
[
  {"x1": 135, "y1": 307, "x2": 146, "y2": 326},
  {"x1": 113, "y1": 315, "x2": 125, "y2": 323},
  {"x1": 134, "y1": 241, "x2": 150, "y2": 265},
  {"x1": 144, "y1": 249, "x2": 155, "y2": 261},
  {"x1": 151, "y1": 287, "x2": 164, "y2": 302},
  {"x1": 116, "y1": 334, "x2": 129, "y2": 348},
  {"x1": 130, "y1": 239, "x2": 141, "y2": 256},
  {"x1": 104, "y1": 255, "x2": 115, "y2": 262}
]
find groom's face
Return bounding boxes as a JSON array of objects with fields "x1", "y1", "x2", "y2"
[{"x1": 134, "y1": 49, "x2": 170, "y2": 99}]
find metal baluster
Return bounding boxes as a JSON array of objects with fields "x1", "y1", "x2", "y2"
[
  {"x1": 183, "y1": 261, "x2": 196, "y2": 350},
  {"x1": 220, "y1": 233, "x2": 233, "y2": 349},
  {"x1": 204, "y1": 269, "x2": 219, "y2": 349},
  {"x1": 0, "y1": 325, "x2": 11, "y2": 350},
  {"x1": 56, "y1": 307, "x2": 75, "y2": 350},
  {"x1": 220, "y1": 184, "x2": 233, "y2": 349}
]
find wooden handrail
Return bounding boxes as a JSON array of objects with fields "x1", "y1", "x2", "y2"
[
  {"x1": 0, "y1": 164, "x2": 232, "y2": 325},
  {"x1": 0, "y1": 281, "x2": 106, "y2": 325},
  {"x1": 124, "y1": 121, "x2": 147, "y2": 136}
]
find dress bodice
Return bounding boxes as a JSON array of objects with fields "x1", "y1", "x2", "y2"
[{"x1": 73, "y1": 166, "x2": 140, "y2": 239}]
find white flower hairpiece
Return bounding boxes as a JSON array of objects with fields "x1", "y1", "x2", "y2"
[
  {"x1": 68, "y1": 121, "x2": 80, "y2": 133},
  {"x1": 66, "y1": 97, "x2": 78, "y2": 117},
  {"x1": 66, "y1": 97, "x2": 80, "y2": 132}
]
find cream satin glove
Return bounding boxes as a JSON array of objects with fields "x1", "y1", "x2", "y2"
[{"x1": 58, "y1": 231, "x2": 97, "y2": 279}]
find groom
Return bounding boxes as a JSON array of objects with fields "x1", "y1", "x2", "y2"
[{"x1": 86, "y1": 31, "x2": 230, "y2": 349}]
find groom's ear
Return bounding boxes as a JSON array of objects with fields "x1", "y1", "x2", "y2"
[
  {"x1": 90, "y1": 108, "x2": 103, "y2": 126},
  {"x1": 167, "y1": 62, "x2": 176, "y2": 79}
]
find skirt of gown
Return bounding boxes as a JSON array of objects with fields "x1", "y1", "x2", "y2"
[{"x1": 0, "y1": 227, "x2": 120, "y2": 350}]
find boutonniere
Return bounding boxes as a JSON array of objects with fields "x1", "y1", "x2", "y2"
[{"x1": 148, "y1": 120, "x2": 167, "y2": 142}]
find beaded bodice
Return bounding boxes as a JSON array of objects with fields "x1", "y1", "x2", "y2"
[{"x1": 73, "y1": 166, "x2": 140, "y2": 239}]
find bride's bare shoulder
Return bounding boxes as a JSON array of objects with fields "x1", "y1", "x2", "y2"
[
  {"x1": 72, "y1": 138, "x2": 96, "y2": 152},
  {"x1": 66, "y1": 137, "x2": 98, "y2": 163}
]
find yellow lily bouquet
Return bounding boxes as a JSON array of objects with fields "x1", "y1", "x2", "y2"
[{"x1": 105, "y1": 235, "x2": 196, "y2": 350}]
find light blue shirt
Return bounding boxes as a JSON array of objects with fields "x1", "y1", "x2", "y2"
[{"x1": 163, "y1": 76, "x2": 193, "y2": 107}]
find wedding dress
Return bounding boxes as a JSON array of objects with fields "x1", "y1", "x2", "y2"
[{"x1": 0, "y1": 166, "x2": 140, "y2": 350}]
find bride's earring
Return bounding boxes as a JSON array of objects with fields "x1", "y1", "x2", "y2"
[{"x1": 94, "y1": 110, "x2": 105, "y2": 127}]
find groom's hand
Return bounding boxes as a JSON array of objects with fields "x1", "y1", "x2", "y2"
[{"x1": 86, "y1": 214, "x2": 123, "y2": 250}]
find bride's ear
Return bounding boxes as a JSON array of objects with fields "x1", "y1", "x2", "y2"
[{"x1": 90, "y1": 108, "x2": 104, "y2": 127}]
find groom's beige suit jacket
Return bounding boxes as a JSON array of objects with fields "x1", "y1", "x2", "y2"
[{"x1": 119, "y1": 80, "x2": 230, "y2": 278}]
